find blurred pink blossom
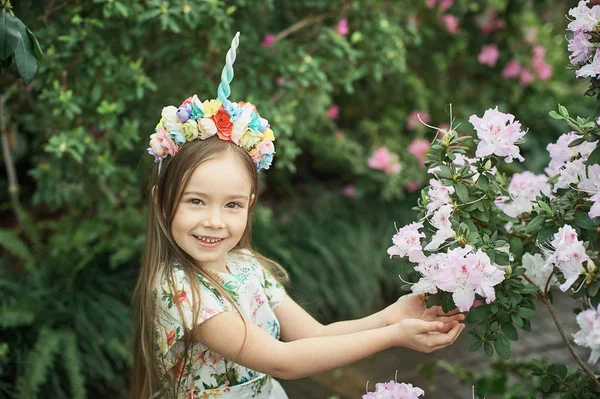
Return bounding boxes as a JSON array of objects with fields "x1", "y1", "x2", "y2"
[
  {"x1": 519, "y1": 68, "x2": 535, "y2": 86},
  {"x1": 408, "y1": 139, "x2": 430, "y2": 165},
  {"x1": 502, "y1": 59, "x2": 522, "y2": 78},
  {"x1": 327, "y1": 105, "x2": 340, "y2": 120},
  {"x1": 337, "y1": 18, "x2": 349, "y2": 36},
  {"x1": 341, "y1": 184, "x2": 356, "y2": 197},
  {"x1": 407, "y1": 110, "x2": 430, "y2": 130},
  {"x1": 425, "y1": 0, "x2": 437, "y2": 7},
  {"x1": 261, "y1": 34, "x2": 276, "y2": 48},
  {"x1": 477, "y1": 44, "x2": 499, "y2": 67},
  {"x1": 335, "y1": 130, "x2": 345, "y2": 139},
  {"x1": 439, "y1": 0, "x2": 454, "y2": 12},
  {"x1": 406, "y1": 181, "x2": 422, "y2": 193},
  {"x1": 440, "y1": 14, "x2": 459, "y2": 33},
  {"x1": 534, "y1": 60, "x2": 552, "y2": 80},
  {"x1": 275, "y1": 76, "x2": 285, "y2": 85},
  {"x1": 368, "y1": 147, "x2": 402, "y2": 175},
  {"x1": 525, "y1": 27, "x2": 537, "y2": 44},
  {"x1": 475, "y1": 9, "x2": 506, "y2": 35}
]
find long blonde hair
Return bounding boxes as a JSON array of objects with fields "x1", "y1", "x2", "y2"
[{"x1": 131, "y1": 136, "x2": 288, "y2": 399}]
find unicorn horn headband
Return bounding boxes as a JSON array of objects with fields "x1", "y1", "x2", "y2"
[{"x1": 147, "y1": 31, "x2": 276, "y2": 172}]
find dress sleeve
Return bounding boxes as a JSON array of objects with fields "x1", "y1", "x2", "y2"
[
  {"x1": 155, "y1": 267, "x2": 231, "y2": 356},
  {"x1": 260, "y1": 267, "x2": 287, "y2": 311}
]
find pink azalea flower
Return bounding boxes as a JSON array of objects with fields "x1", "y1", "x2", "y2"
[
  {"x1": 496, "y1": 171, "x2": 551, "y2": 217},
  {"x1": 440, "y1": 14, "x2": 459, "y2": 33},
  {"x1": 576, "y1": 48, "x2": 600, "y2": 78},
  {"x1": 544, "y1": 225, "x2": 589, "y2": 292},
  {"x1": 387, "y1": 221, "x2": 426, "y2": 263},
  {"x1": 519, "y1": 68, "x2": 535, "y2": 86},
  {"x1": 469, "y1": 106, "x2": 526, "y2": 163},
  {"x1": 275, "y1": 76, "x2": 285, "y2": 85},
  {"x1": 567, "y1": 1, "x2": 600, "y2": 32},
  {"x1": 327, "y1": 105, "x2": 340, "y2": 120},
  {"x1": 589, "y1": 192, "x2": 600, "y2": 219},
  {"x1": 408, "y1": 138, "x2": 430, "y2": 165},
  {"x1": 579, "y1": 164, "x2": 600, "y2": 218},
  {"x1": 341, "y1": 184, "x2": 356, "y2": 197},
  {"x1": 502, "y1": 59, "x2": 522, "y2": 78},
  {"x1": 426, "y1": 178, "x2": 455, "y2": 214},
  {"x1": 367, "y1": 147, "x2": 402, "y2": 175},
  {"x1": 363, "y1": 381, "x2": 424, "y2": 399},
  {"x1": 424, "y1": 204, "x2": 455, "y2": 251},
  {"x1": 478, "y1": 44, "x2": 500, "y2": 67},
  {"x1": 425, "y1": 0, "x2": 437, "y2": 8},
  {"x1": 534, "y1": 59, "x2": 552, "y2": 80},
  {"x1": 546, "y1": 132, "x2": 598, "y2": 176},
  {"x1": 439, "y1": 0, "x2": 454, "y2": 12},
  {"x1": 568, "y1": 30, "x2": 594, "y2": 65},
  {"x1": 261, "y1": 34, "x2": 276, "y2": 48},
  {"x1": 573, "y1": 304, "x2": 600, "y2": 364},
  {"x1": 335, "y1": 130, "x2": 345, "y2": 139},
  {"x1": 407, "y1": 110, "x2": 430, "y2": 130},
  {"x1": 337, "y1": 18, "x2": 348, "y2": 36}
]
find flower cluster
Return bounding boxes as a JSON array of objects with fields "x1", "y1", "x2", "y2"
[
  {"x1": 573, "y1": 304, "x2": 600, "y2": 364},
  {"x1": 147, "y1": 95, "x2": 276, "y2": 171},
  {"x1": 368, "y1": 147, "x2": 402, "y2": 175},
  {"x1": 567, "y1": 1, "x2": 600, "y2": 78},
  {"x1": 469, "y1": 107, "x2": 526, "y2": 163},
  {"x1": 362, "y1": 380, "x2": 424, "y2": 399},
  {"x1": 542, "y1": 225, "x2": 592, "y2": 292},
  {"x1": 495, "y1": 171, "x2": 552, "y2": 218}
]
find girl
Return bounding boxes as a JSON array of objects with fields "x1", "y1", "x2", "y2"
[{"x1": 131, "y1": 33, "x2": 465, "y2": 399}]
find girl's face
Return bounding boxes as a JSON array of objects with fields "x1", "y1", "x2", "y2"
[{"x1": 171, "y1": 150, "x2": 252, "y2": 272}]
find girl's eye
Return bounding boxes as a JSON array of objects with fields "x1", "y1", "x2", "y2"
[
  {"x1": 189, "y1": 198, "x2": 204, "y2": 205},
  {"x1": 226, "y1": 202, "x2": 242, "y2": 209}
]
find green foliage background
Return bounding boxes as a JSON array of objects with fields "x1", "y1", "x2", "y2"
[{"x1": 0, "y1": 0, "x2": 596, "y2": 397}]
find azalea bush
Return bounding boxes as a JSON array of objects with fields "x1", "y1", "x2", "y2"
[{"x1": 386, "y1": 1, "x2": 600, "y2": 396}]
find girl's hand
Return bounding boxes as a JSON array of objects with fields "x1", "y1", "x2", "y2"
[
  {"x1": 392, "y1": 318, "x2": 465, "y2": 353},
  {"x1": 383, "y1": 293, "x2": 465, "y2": 332}
]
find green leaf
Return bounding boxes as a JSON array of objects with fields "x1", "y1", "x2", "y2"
[
  {"x1": 558, "y1": 104, "x2": 569, "y2": 118},
  {"x1": 12, "y1": 17, "x2": 37, "y2": 83},
  {"x1": 537, "y1": 226, "x2": 557, "y2": 245},
  {"x1": 469, "y1": 340, "x2": 482, "y2": 352},
  {"x1": 484, "y1": 341, "x2": 494, "y2": 357},
  {"x1": 588, "y1": 280, "x2": 599, "y2": 297},
  {"x1": 525, "y1": 214, "x2": 545, "y2": 234},
  {"x1": 538, "y1": 200, "x2": 552, "y2": 215},
  {"x1": 1, "y1": 11, "x2": 22, "y2": 60},
  {"x1": 568, "y1": 137, "x2": 586, "y2": 147},
  {"x1": 541, "y1": 376, "x2": 553, "y2": 392},
  {"x1": 494, "y1": 335, "x2": 511, "y2": 359},
  {"x1": 574, "y1": 212, "x2": 597, "y2": 230},
  {"x1": 549, "y1": 364, "x2": 568, "y2": 379},
  {"x1": 501, "y1": 323, "x2": 518, "y2": 341},
  {"x1": 466, "y1": 304, "x2": 491, "y2": 323},
  {"x1": 509, "y1": 237, "x2": 523, "y2": 260},
  {"x1": 478, "y1": 174, "x2": 489, "y2": 189},
  {"x1": 586, "y1": 146, "x2": 600, "y2": 166},
  {"x1": 548, "y1": 110, "x2": 563, "y2": 120},
  {"x1": 26, "y1": 27, "x2": 43, "y2": 61},
  {"x1": 455, "y1": 182, "x2": 469, "y2": 203},
  {"x1": 511, "y1": 313, "x2": 524, "y2": 328},
  {"x1": 518, "y1": 307, "x2": 536, "y2": 319}
]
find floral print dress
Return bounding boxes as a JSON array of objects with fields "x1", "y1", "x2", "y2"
[{"x1": 155, "y1": 249, "x2": 289, "y2": 399}]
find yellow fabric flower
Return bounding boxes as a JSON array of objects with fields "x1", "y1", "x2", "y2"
[
  {"x1": 155, "y1": 117, "x2": 166, "y2": 131},
  {"x1": 202, "y1": 99, "x2": 222, "y2": 118},
  {"x1": 181, "y1": 119, "x2": 198, "y2": 141},
  {"x1": 262, "y1": 128, "x2": 275, "y2": 141}
]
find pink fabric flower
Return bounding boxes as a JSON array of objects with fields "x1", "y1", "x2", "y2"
[
  {"x1": 367, "y1": 147, "x2": 402, "y2": 175},
  {"x1": 502, "y1": 59, "x2": 522, "y2": 78},
  {"x1": 261, "y1": 34, "x2": 276, "y2": 48},
  {"x1": 408, "y1": 138, "x2": 430, "y2": 165},
  {"x1": 337, "y1": 18, "x2": 348, "y2": 36},
  {"x1": 519, "y1": 68, "x2": 535, "y2": 86},
  {"x1": 469, "y1": 106, "x2": 526, "y2": 163},
  {"x1": 341, "y1": 184, "x2": 356, "y2": 197},
  {"x1": 478, "y1": 44, "x2": 500, "y2": 67},
  {"x1": 149, "y1": 127, "x2": 179, "y2": 157},
  {"x1": 407, "y1": 110, "x2": 430, "y2": 130},
  {"x1": 327, "y1": 105, "x2": 340, "y2": 120},
  {"x1": 440, "y1": 14, "x2": 459, "y2": 33}
]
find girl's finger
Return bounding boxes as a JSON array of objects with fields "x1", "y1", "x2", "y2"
[
  {"x1": 437, "y1": 307, "x2": 462, "y2": 316},
  {"x1": 430, "y1": 323, "x2": 465, "y2": 350}
]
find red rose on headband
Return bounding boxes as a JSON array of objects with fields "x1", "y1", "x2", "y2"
[{"x1": 214, "y1": 106, "x2": 233, "y2": 140}]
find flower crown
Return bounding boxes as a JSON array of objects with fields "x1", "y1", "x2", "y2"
[{"x1": 146, "y1": 32, "x2": 275, "y2": 172}]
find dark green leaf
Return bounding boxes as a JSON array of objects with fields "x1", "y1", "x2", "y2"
[
  {"x1": 568, "y1": 137, "x2": 586, "y2": 147},
  {"x1": 549, "y1": 364, "x2": 568, "y2": 379},
  {"x1": 466, "y1": 304, "x2": 491, "y2": 323},
  {"x1": 455, "y1": 183, "x2": 469, "y2": 203},
  {"x1": 509, "y1": 237, "x2": 523, "y2": 260},
  {"x1": 478, "y1": 174, "x2": 489, "y2": 189},
  {"x1": 574, "y1": 212, "x2": 597, "y2": 230},
  {"x1": 538, "y1": 200, "x2": 552, "y2": 215},
  {"x1": 484, "y1": 341, "x2": 494, "y2": 357},
  {"x1": 494, "y1": 335, "x2": 511, "y2": 359},
  {"x1": 537, "y1": 226, "x2": 557, "y2": 245},
  {"x1": 26, "y1": 27, "x2": 43, "y2": 61},
  {"x1": 518, "y1": 307, "x2": 536, "y2": 319},
  {"x1": 501, "y1": 323, "x2": 518, "y2": 341},
  {"x1": 13, "y1": 17, "x2": 37, "y2": 83},
  {"x1": 511, "y1": 313, "x2": 523, "y2": 328},
  {"x1": 469, "y1": 340, "x2": 482, "y2": 352},
  {"x1": 586, "y1": 146, "x2": 600, "y2": 166},
  {"x1": 588, "y1": 280, "x2": 599, "y2": 297},
  {"x1": 541, "y1": 376, "x2": 553, "y2": 392},
  {"x1": 525, "y1": 214, "x2": 545, "y2": 234},
  {"x1": 1, "y1": 11, "x2": 22, "y2": 60}
]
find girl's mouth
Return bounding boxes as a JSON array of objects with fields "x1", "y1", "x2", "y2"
[{"x1": 193, "y1": 235, "x2": 225, "y2": 248}]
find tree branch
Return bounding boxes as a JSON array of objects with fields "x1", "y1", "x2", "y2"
[{"x1": 0, "y1": 93, "x2": 24, "y2": 229}]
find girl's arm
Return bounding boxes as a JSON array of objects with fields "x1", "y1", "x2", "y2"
[
  {"x1": 275, "y1": 295, "x2": 464, "y2": 341},
  {"x1": 193, "y1": 311, "x2": 464, "y2": 380}
]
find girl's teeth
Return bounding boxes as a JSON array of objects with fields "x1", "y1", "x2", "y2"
[{"x1": 197, "y1": 236, "x2": 222, "y2": 243}]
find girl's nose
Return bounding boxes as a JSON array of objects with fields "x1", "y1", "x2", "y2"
[{"x1": 201, "y1": 208, "x2": 225, "y2": 229}]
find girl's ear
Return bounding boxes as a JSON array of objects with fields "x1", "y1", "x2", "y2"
[{"x1": 249, "y1": 193, "x2": 256, "y2": 207}]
